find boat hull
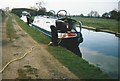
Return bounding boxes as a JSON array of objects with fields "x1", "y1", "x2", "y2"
[
  {"x1": 59, "y1": 37, "x2": 82, "y2": 57},
  {"x1": 32, "y1": 24, "x2": 82, "y2": 57}
]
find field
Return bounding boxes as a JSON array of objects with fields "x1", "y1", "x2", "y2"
[{"x1": 72, "y1": 17, "x2": 118, "y2": 32}]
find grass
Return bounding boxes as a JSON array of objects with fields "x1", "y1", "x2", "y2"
[
  {"x1": 6, "y1": 14, "x2": 17, "y2": 41},
  {"x1": 18, "y1": 65, "x2": 38, "y2": 79},
  {"x1": 72, "y1": 17, "x2": 118, "y2": 32},
  {"x1": 13, "y1": 14, "x2": 110, "y2": 79},
  {"x1": 47, "y1": 46, "x2": 109, "y2": 79},
  {"x1": 13, "y1": 14, "x2": 50, "y2": 44}
]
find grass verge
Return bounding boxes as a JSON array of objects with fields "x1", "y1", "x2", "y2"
[
  {"x1": 13, "y1": 14, "x2": 50, "y2": 44},
  {"x1": 72, "y1": 17, "x2": 118, "y2": 32},
  {"x1": 47, "y1": 46, "x2": 109, "y2": 79},
  {"x1": 6, "y1": 14, "x2": 17, "y2": 41},
  {"x1": 13, "y1": 14, "x2": 110, "y2": 79}
]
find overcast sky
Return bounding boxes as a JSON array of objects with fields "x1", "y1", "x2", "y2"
[{"x1": 0, "y1": 0, "x2": 119, "y2": 16}]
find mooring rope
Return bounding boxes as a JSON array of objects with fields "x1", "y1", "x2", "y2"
[{"x1": 0, "y1": 46, "x2": 34, "y2": 73}]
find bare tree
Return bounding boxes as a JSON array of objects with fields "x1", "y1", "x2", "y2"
[
  {"x1": 94, "y1": 11, "x2": 99, "y2": 17},
  {"x1": 36, "y1": 1, "x2": 45, "y2": 11},
  {"x1": 88, "y1": 10, "x2": 100, "y2": 17}
]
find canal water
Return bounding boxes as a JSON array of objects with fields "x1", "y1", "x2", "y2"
[{"x1": 79, "y1": 29, "x2": 119, "y2": 78}]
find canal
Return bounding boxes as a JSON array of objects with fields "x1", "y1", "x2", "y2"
[{"x1": 79, "y1": 29, "x2": 119, "y2": 78}]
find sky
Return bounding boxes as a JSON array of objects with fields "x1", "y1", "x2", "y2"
[{"x1": 0, "y1": 0, "x2": 119, "y2": 16}]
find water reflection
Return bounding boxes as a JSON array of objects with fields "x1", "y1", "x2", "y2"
[
  {"x1": 80, "y1": 29, "x2": 118, "y2": 57},
  {"x1": 81, "y1": 47, "x2": 118, "y2": 77},
  {"x1": 79, "y1": 29, "x2": 119, "y2": 78}
]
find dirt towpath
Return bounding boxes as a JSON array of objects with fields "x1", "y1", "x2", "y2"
[{"x1": 2, "y1": 15, "x2": 78, "y2": 79}]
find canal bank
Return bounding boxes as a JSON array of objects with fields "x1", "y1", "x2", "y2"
[
  {"x1": 82, "y1": 25, "x2": 120, "y2": 37},
  {"x1": 13, "y1": 14, "x2": 112, "y2": 79}
]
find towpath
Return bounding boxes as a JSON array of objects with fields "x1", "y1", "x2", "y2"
[{"x1": 1, "y1": 14, "x2": 78, "y2": 79}]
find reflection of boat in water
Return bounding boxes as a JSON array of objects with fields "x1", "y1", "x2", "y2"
[{"x1": 21, "y1": 10, "x2": 83, "y2": 57}]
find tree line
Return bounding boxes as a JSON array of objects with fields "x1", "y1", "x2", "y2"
[
  {"x1": 73, "y1": 10, "x2": 120, "y2": 20},
  {"x1": 10, "y1": 1, "x2": 120, "y2": 20},
  {"x1": 102, "y1": 10, "x2": 120, "y2": 20}
]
